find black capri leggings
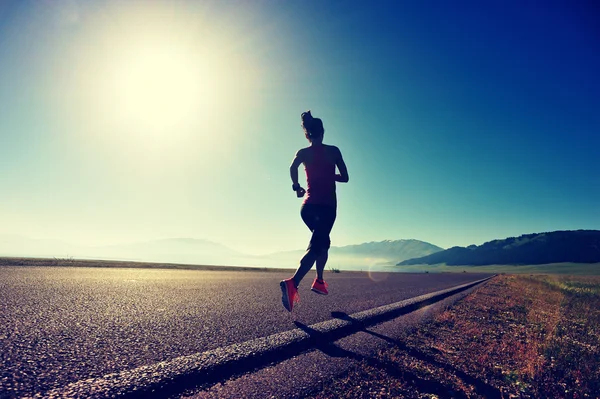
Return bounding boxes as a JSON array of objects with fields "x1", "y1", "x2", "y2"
[{"x1": 300, "y1": 204, "x2": 337, "y2": 253}]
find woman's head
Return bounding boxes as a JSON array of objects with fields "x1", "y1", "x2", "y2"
[{"x1": 301, "y1": 110, "x2": 324, "y2": 143}]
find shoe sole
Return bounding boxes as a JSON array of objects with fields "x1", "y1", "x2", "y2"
[
  {"x1": 311, "y1": 287, "x2": 328, "y2": 295},
  {"x1": 280, "y1": 281, "x2": 292, "y2": 312}
]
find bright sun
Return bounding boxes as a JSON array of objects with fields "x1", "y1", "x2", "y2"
[
  {"x1": 104, "y1": 36, "x2": 217, "y2": 134},
  {"x1": 69, "y1": 2, "x2": 249, "y2": 146}
]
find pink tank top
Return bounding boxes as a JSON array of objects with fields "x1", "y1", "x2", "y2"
[{"x1": 303, "y1": 145, "x2": 336, "y2": 207}]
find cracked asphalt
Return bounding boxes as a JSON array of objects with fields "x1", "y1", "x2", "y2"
[{"x1": 0, "y1": 266, "x2": 491, "y2": 398}]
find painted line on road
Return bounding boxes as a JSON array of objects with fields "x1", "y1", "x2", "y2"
[{"x1": 33, "y1": 275, "x2": 495, "y2": 399}]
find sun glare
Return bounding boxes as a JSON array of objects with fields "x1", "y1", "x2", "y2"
[
  {"x1": 102, "y1": 35, "x2": 219, "y2": 134},
  {"x1": 63, "y1": 2, "x2": 256, "y2": 151}
]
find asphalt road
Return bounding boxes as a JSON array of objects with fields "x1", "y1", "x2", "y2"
[{"x1": 0, "y1": 266, "x2": 491, "y2": 398}]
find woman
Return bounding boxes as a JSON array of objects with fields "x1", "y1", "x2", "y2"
[{"x1": 280, "y1": 110, "x2": 349, "y2": 312}]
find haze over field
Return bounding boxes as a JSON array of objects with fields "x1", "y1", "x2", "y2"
[
  {"x1": 0, "y1": 1, "x2": 598, "y2": 256},
  {"x1": 0, "y1": 235, "x2": 442, "y2": 271},
  {"x1": 3, "y1": 230, "x2": 598, "y2": 272}
]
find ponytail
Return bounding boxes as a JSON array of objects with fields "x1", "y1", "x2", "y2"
[{"x1": 301, "y1": 110, "x2": 324, "y2": 140}]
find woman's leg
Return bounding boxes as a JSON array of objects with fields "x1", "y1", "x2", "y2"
[
  {"x1": 315, "y1": 207, "x2": 336, "y2": 280},
  {"x1": 292, "y1": 248, "x2": 319, "y2": 287},
  {"x1": 292, "y1": 205, "x2": 336, "y2": 286},
  {"x1": 315, "y1": 250, "x2": 328, "y2": 281},
  {"x1": 292, "y1": 204, "x2": 320, "y2": 287}
]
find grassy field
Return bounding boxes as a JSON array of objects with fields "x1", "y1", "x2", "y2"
[
  {"x1": 308, "y1": 274, "x2": 600, "y2": 398},
  {"x1": 392, "y1": 262, "x2": 600, "y2": 275}
]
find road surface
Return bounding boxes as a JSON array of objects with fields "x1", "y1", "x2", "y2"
[{"x1": 0, "y1": 266, "x2": 491, "y2": 398}]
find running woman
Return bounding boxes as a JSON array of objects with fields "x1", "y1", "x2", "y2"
[{"x1": 280, "y1": 110, "x2": 349, "y2": 312}]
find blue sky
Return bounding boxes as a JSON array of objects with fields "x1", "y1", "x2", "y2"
[{"x1": 0, "y1": 0, "x2": 598, "y2": 255}]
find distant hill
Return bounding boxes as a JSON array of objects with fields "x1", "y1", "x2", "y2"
[
  {"x1": 330, "y1": 239, "x2": 443, "y2": 261},
  {"x1": 97, "y1": 238, "x2": 249, "y2": 265},
  {"x1": 0, "y1": 236, "x2": 252, "y2": 266},
  {"x1": 397, "y1": 230, "x2": 600, "y2": 266},
  {"x1": 266, "y1": 239, "x2": 443, "y2": 270},
  {"x1": 0, "y1": 235, "x2": 443, "y2": 270}
]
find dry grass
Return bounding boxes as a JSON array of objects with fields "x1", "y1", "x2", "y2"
[{"x1": 308, "y1": 275, "x2": 600, "y2": 398}]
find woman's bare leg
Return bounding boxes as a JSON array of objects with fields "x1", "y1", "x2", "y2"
[
  {"x1": 292, "y1": 249, "x2": 319, "y2": 287},
  {"x1": 315, "y1": 250, "x2": 328, "y2": 280}
]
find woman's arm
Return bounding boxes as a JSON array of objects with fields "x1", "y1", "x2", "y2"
[
  {"x1": 334, "y1": 147, "x2": 349, "y2": 183},
  {"x1": 290, "y1": 150, "x2": 303, "y2": 187},
  {"x1": 290, "y1": 150, "x2": 306, "y2": 196}
]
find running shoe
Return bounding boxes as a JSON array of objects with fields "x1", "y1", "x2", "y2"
[
  {"x1": 280, "y1": 278, "x2": 299, "y2": 312},
  {"x1": 311, "y1": 278, "x2": 329, "y2": 295}
]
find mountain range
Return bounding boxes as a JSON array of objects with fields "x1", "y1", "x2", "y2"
[
  {"x1": 263, "y1": 239, "x2": 443, "y2": 270},
  {"x1": 0, "y1": 235, "x2": 249, "y2": 266},
  {"x1": 4, "y1": 230, "x2": 598, "y2": 270},
  {"x1": 398, "y1": 230, "x2": 600, "y2": 266},
  {"x1": 0, "y1": 235, "x2": 442, "y2": 270}
]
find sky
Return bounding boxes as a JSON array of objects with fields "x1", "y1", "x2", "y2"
[{"x1": 0, "y1": 0, "x2": 598, "y2": 256}]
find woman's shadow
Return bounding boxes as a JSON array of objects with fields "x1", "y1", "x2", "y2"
[{"x1": 293, "y1": 311, "x2": 501, "y2": 399}]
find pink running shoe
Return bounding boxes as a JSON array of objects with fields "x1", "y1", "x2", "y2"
[
  {"x1": 280, "y1": 278, "x2": 299, "y2": 312},
  {"x1": 311, "y1": 278, "x2": 329, "y2": 295}
]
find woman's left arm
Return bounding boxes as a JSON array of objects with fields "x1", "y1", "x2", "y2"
[{"x1": 334, "y1": 147, "x2": 349, "y2": 183}]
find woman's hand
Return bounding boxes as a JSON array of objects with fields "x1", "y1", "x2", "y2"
[
  {"x1": 335, "y1": 174, "x2": 348, "y2": 182},
  {"x1": 295, "y1": 186, "x2": 306, "y2": 198}
]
